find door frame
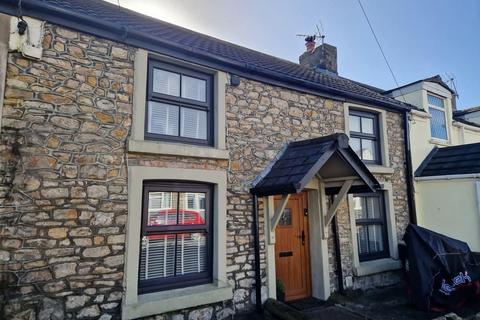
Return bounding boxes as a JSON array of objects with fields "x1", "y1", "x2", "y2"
[{"x1": 264, "y1": 178, "x2": 331, "y2": 301}]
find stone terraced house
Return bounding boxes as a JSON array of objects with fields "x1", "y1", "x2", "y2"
[{"x1": 0, "y1": 0, "x2": 415, "y2": 319}]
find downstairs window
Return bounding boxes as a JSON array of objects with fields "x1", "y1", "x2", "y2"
[
  {"x1": 353, "y1": 193, "x2": 389, "y2": 261},
  {"x1": 139, "y1": 181, "x2": 213, "y2": 293}
]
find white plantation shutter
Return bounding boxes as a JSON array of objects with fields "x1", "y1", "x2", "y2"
[
  {"x1": 180, "y1": 108, "x2": 207, "y2": 140},
  {"x1": 153, "y1": 69, "x2": 180, "y2": 96},
  {"x1": 181, "y1": 75, "x2": 206, "y2": 102},
  {"x1": 176, "y1": 233, "x2": 207, "y2": 275},
  {"x1": 140, "y1": 233, "x2": 207, "y2": 280},
  {"x1": 140, "y1": 235, "x2": 176, "y2": 280},
  {"x1": 148, "y1": 102, "x2": 179, "y2": 136}
]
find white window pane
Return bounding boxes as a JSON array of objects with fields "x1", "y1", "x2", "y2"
[
  {"x1": 180, "y1": 108, "x2": 207, "y2": 140},
  {"x1": 429, "y1": 107, "x2": 447, "y2": 140},
  {"x1": 181, "y1": 75, "x2": 206, "y2": 102},
  {"x1": 147, "y1": 192, "x2": 178, "y2": 226},
  {"x1": 361, "y1": 117, "x2": 374, "y2": 134},
  {"x1": 153, "y1": 69, "x2": 180, "y2": 96},
  {"x1": 140, "y1": 234, "x2": 176, "y2": 280},
  {"x1": 428, "y1": 94, "x2": 444, "y2": 108},
  {"x1": 350, "y1": 137, "x2": 361, "y2": 158},
  {"x1": 368, "y1": 225, "x2": 384, "y2": 253},
  {"x1": 366, "y1": 196, "x2": 381, "y2": 219},
  {"x1": 349, "y1": 115, "x2": 361, "y2": 132},
  {"x1": 178, "y1": 192, "x2": 206, "y2": 225},
  {"x1": 176, "y1": 233, "x2": 207, "y2": 275},
  {"x1": 148, "y1": 102, "x2": 179, "y2": 136},
  {"x1": 357, "y1": 226, "x2": 369, "y2": 255},
  {"x1": 361, "y1": 139, "x2": 376, "y2": 161},
  {"x1": 353, "y1": 197, "x2": 366, "y2": 220}
]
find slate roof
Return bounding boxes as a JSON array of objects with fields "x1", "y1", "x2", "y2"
[
  {"x1": 384, "y1": 75, "x2": 455, "y2": 95},
  {"x1": 454, "y1": 106, "x2": 480, "y2": 117},
  {"x1": 415, "y1": 143, "x2": 480, "y2": 177},
  {"x1": 0, "y1": 0, "x2": 410, "y2": 111},
  {"x1": 251, "y1": 133, "x2": 380, "y2": 196}
]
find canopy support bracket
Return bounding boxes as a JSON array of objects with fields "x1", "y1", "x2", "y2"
[
  {"x1": 323, "y1": 179, "x2": 353, "y2": 230},
  {"x1": 271, "y1": 194, "x2": 291, "y2": 232}
]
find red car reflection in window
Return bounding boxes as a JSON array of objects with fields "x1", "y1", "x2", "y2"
[{"x1": 148, "y1": 209, "x2": 205, "y2": 226}]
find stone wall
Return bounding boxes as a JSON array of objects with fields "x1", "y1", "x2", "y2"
[
  {"x1": 0, "y1": 23, "x2": 134, "y2": 319},
  {"x1": 0, "y1": 20, "x2": 410, "y2": 320},
  {"x1": 225, "y1": 79, "x2": 409, "y2": 296}
]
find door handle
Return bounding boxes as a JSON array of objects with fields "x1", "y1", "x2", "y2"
[{"x1": 301, "y1": 230, "x2": 305, "y2": 245}]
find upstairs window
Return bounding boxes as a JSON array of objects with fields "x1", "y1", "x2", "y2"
[
  {"x1": 140, "y1": 182, "x2": 213, "y2": 293},
  {"x1": 428, "y1": 94, "x2": 447, "y2": 140},
  {"x1": 349, "y1": 110, "x2": 380, "y2": 164},
  {"x1": 146, "y1": 60, "x2": 213, "y2": 145},
  {"x1": 353, "y1": 193, "x2": 389, "y2": 261}
]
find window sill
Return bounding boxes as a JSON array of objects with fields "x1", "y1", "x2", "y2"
[
  {"x1": 122, "y1": 280, "x2": 233, "y2": 319},
  {"x1": 429, "y1": 138, "x2": 450, "y2": 147},
  {"x1": 128, "y1": 139, "x2": 229, "y2": 160},
  {"x1": 353, "y1": 258, "x2": 402, "y2": 277},
  {"x1": 366, "y1": 165, "x2": 395, "y2": 175}
]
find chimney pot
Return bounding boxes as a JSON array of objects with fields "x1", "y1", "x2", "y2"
[{"x1": 305, "y1": 40, "x2": 316, "y2": 53}]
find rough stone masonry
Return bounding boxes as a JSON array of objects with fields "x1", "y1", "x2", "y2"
[{"x1": 0, "y1": 21, "x2": 409, "y2": 319}]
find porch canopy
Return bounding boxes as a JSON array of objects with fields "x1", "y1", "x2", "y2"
[{"x1": 251, "y1": 133, "x2": 380, "y2": 241}]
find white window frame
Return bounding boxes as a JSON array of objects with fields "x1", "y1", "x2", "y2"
[
  {"x1": 344, "y1": 103, "x2": 394, "y2": 175},
  {"x1": 123, "y1": 166, "x2": 232, "y2": 319},
  {"x1": 348, "y1": 182, "x2": 401, "y2": 276},
  {"x1": 427, "y1": 93, "x2": 449, "y2": 141},
  {"x1": 129, "y1": 49, "x2": 229, "y2": 160}
]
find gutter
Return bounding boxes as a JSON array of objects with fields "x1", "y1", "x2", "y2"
[
  {"x1": 0, "y1": 0, "x2": 409, "y2": 113},
  {"x1": 403, "y1": 111, "x2": 417, "y2": 224},
  {"x1": 416, "y1": 173, "x2": 480, "y2": 181}
]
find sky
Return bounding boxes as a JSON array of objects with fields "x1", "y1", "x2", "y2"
[{"x1": 105, "y1": 0, "x2": 480, "y2": 109}]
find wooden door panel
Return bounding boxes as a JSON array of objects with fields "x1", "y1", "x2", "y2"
[{"x1": 274, "y1": 192, "x2": 311, "y2": 301}]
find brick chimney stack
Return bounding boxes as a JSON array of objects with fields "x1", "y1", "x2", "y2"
[{"x1": 299, "y1": 41, "x2": 338, "y2": 75}]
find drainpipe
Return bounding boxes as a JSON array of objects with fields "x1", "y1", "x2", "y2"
[
  {"x1": 251, "y1": 193, "x2": 263, "y2": 313},
  {"x1": 403, "y1": 111, "x2": 417, "y2": 224},
  {"x1": 332, "y1": 215, "x2": 344, "y2": 293}
]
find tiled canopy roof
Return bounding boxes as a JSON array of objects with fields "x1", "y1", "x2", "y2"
[
  {"x1": 0, "y1": 0, "x2": 410, "y2": 111},
  {"x1": 251, "y1": 133, "x2": 380, "y2": 196},
  {"x1": 415, "y1": 143, "x2": 480, "y2": 177}
]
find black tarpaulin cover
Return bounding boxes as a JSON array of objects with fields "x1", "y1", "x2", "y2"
[{"x1": 403, "y1": 224, "x2": 480, "y2": 311}]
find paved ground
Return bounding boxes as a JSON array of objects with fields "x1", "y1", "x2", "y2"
[
  {"x1": 329, "y1": 284, "x2": 480, "y2": 320},
  {"x1": 237, "y1": 284, "x2": 480, "y2": 320}
]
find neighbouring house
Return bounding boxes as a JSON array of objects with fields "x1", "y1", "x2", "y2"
[
  {"x1": 386, "y1": 76, "x2": 480, "y2": 251},
  {"x1": 0, "y1": 1, "x2": 413, "y2": 319},
  {"x1": 454, "y1": 106, "x2": 480, "y2": 126}
]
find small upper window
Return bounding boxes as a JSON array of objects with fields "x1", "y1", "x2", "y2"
[
  {"x1": 349, "y1": 110, "x2": 380, "y2": 164},
  {"x1": 428, "y1": 94, "x2": 447, "y2": 140},
  {"x1": 146, "y1": 60, "x2": 213, "y2": 145}
]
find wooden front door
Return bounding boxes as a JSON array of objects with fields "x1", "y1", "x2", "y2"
[{"x1": 274, "y1": 192, "x2": 311, "y2": 301}]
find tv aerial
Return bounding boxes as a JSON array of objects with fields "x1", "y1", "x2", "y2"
[{"x1": 297, "y1": 23, "x2": 325, "y2": 44}]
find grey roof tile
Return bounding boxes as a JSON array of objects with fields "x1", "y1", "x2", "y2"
[
  {"x1": 0, "y1": 0, "x2": 411, "y2": 111},
  {"x1": 415, "y1": 143, "x2": 480, "y2": 177}
]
